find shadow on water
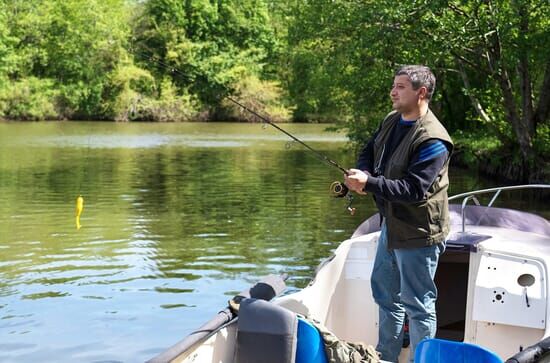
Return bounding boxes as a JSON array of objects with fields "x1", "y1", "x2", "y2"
[{"x1": 0, "y1": 122, "x2": 547, "y2": 362}]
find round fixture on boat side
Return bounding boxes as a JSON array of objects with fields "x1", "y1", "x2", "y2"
[{"x1": 518, "y1": 273, "x2": 535, "y2": 287}]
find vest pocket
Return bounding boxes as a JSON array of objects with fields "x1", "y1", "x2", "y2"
[
  {"x1": 428, "y1": 199, "x2": 444, "y2": 234},
  {"x1": 389, "y1": 202, "x2": 430, "y2": 241}
]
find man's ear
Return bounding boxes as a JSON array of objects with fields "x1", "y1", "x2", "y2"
[{"x1": 418, "y1": 86, "x2": 428, "y2": 100}]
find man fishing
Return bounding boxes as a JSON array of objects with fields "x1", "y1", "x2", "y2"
[{"x1": 344, "y1": 65, "x2": 453, "y2": 363}]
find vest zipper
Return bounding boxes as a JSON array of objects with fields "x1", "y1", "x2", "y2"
[{"x1": 374, "y1": 144, "x2": 386, "y2": 176}]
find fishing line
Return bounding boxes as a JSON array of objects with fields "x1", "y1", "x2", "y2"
[
  {"x1": 224, "y1": 95, "x2": 350, "y2": 175},
  {"x1": 130, "y1": 47, "x2": 355, "y2": 214},
  {"x1": 75, "y1": 130, "x2": 91, "y2": 230},
  {"x1": 56, "y1": 122, "x2": 87, "y2": 229}
]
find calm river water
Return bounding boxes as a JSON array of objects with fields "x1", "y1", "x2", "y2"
[{"x1": 0, "y1": 121, "x2": 547, "y2": 362}]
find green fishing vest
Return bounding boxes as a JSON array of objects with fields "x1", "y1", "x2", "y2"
[{"x1": 373, "y1": 109, "x2": 454, "y2": 249}]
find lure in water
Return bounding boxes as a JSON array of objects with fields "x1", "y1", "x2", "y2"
[{"x1": 75, "y1": 195, "x2": 84, "y2": 230}]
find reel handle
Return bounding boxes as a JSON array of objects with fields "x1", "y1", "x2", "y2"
[{"x1": 330, "y1": 181, "x2": 356, "y2": 215}]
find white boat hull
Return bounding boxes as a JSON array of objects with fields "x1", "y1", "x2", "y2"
[{"x1": 150, "y1": 185, "x2": 550, "y2": 363}]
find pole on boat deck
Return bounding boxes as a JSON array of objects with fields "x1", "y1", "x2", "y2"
[{"x1": 505, "y1": 336, "x2": 550, "y2": 363}]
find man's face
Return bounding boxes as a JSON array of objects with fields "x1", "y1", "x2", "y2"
[{"x1": 390, "y1": 75, "x2": 424, "y2": 114}]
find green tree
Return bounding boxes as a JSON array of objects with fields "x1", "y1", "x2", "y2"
[
  {"x1": 0, "y1": 0, "x2": 133, "y2": 119},
  {"x1": 285, "y1": 1, "x2": 410, "y2": 130},
  {"x1": 421, "y1": 0, "x2": 550, "y2": 175},
  {"x1": 284, "y1": 0, "x2": 549, "y2": 179},
  {"x1": 133, "y1": 0, "x2": 286, "y2": 119}
]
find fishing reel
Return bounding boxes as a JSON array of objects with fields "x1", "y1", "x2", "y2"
[
  {"x1": 330, "y1": 181, "x2": 348, "y2": 198},
  {"x1": 330, "y1": 181, "x2": 356, "y2": 215}
]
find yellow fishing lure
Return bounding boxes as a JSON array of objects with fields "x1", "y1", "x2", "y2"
[{"x1": 76, "y1": 195, "x2": 84, "y2": 230}]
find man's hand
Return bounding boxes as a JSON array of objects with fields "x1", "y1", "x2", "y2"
[{"x1": 344, "y1": 168, "x2": 368, "y2": 195}]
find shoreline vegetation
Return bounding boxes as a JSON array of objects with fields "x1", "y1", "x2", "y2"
[{"x1": 1, "y1": 0, "x2": 548, "y2": 183}]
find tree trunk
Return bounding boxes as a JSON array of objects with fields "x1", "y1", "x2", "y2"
[
  {"x1": 534, "y1": 61, "x2": 550, "y2": 127},
  {"x1": 487, "y1": 25, "x2": 534, "y2": 169},
  {"x1": 456, "y1": 59, "x2": 492, "y2": 124},
  {"x1": 517, "y1": 1, "x2": 535, "y2": 138},
  {"x1": 496, "y1": 68, "x2": 534, "y2": 160}
]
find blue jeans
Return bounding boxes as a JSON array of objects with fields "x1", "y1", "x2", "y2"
[{"x1": 371, "y1": 223, "x2": 445, "y2": 363}]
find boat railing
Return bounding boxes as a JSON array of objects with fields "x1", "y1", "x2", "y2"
[{"x1": 449, "y1": 184, "x2": 550, "y2": 233}]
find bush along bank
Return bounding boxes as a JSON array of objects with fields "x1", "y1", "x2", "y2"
[{"x1": 450, "y1": 131, "x2": 550, "y2": 184}]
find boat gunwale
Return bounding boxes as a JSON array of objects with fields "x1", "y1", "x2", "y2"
[{"x1": 352, "y1": 184, "x2": 550, "y2": 240}]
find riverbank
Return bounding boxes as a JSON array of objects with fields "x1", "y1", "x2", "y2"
[
  {"x1": 1, "y1": 118, "x2": 547, "y2": 184},
  {"x1": 450, "y1": 131, "x2": 550, "y2": 184}
]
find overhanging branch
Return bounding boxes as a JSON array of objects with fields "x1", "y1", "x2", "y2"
[{"x1": 456, "y1": 58, "x2": 492, "y2": 124}]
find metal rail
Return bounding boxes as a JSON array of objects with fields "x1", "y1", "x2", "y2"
[{"x1": 449, "y1": 184, "x2": 550, "y2": 233}]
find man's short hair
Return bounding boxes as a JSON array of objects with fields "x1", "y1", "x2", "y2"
[{"x1": 395, "y1": 65, "x2": 436, "y2": 101}]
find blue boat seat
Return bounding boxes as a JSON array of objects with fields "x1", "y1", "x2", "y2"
[
  {"x1": 296, "y1": 317, "x2": 328, "y2": 363},
  {"x1": 414, "y1": 338, "x2": 503, "y2": 363}
]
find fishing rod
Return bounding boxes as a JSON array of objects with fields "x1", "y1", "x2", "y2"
[
  {"x1": 131, "y1": 47, "x2": 355, "y2": 214},
  {"x1": 225, "y1": 96, "x2": 348, "y2": 174},
  {"x1": 225, "y1": 96, "x2": 356, "y2": 214}
]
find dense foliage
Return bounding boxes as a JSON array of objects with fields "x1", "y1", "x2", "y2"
[
  {"x1": 281, "y1": 0, "x2": 549, "y2": 180},
  {"x1": 0, "y1": 0, "x2": 548, "y2": 180},
  {"x1": 0, "y1": 0, "x2": 288, "y2": 121}
]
